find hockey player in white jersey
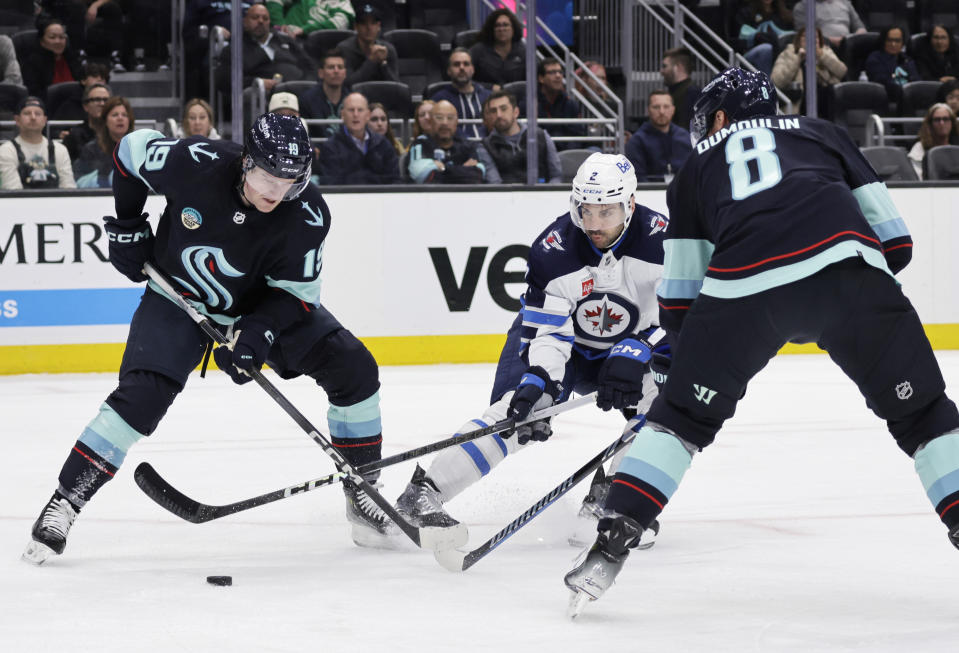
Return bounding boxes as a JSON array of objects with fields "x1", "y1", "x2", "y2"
[{"x1": 394, "y1": 153, "x2": 670, "y2": 543}]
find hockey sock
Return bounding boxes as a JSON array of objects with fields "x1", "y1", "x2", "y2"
[
  {"x1": 914, "y1": 429, "x2": 959, "y2": 529},
  {"x1": 428, "y1": 425, "x2": 514, "y2": 503},
  {"x1": 328, "y1": 392, "x2": 383, "y2": 470},
  {"x1": 605, "y1": 423, "x2": 694, "y2": 528},
  {"x1": 57, "y1": 403, "x2": 145, "y2": 508}
]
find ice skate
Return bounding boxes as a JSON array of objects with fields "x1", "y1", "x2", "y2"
[
  {"x1": 564, "y1": 513, "x2": 645, "y2": 619},
  {"x1": 343, "y1": 481, "x2": 402, "y2": 549},
  {"x1": 395, "y1": 465, "x2": 468, "y2": 551},
  {"x1": 568, "y1": 467, "x2": 660, "y2": 550},
  {"x1": 948, "y1": 523, "x2": 959, "y2": 550},
  {"x1": 22, "y1": 493, "x2": 78, "y2": 565}
]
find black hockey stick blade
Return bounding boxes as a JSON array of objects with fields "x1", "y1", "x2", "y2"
[
  {"x1": 133, "y1": 394, "x2": 597, "y2": 525},
  {"x1": 434, "y1": 421, "x2": 641, "y2": 572}
]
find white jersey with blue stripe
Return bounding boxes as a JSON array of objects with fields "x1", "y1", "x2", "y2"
[{"x1": 520, "y1": 206, "x2": 668, "y2": 381}]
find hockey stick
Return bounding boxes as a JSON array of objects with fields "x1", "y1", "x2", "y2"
[
  {"x1": 140, "y1": 263, "x2": 460, "y2": 550},
  {"x1": 133, "y1": 393, "x2": 597, "y2": 524},
  {"x1": 434, "y1": 417, "x2": 642, "y2": 572}
]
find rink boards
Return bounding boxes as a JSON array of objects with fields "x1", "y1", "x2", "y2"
[{"x1": 0, "y1": 186, "x2": 957, "y2": 373}]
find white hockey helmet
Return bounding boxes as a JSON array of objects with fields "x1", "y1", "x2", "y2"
[{"x1": 569, "y1": 153, "x2": 638, "y2": 241}]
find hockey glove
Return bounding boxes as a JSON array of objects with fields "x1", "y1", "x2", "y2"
[
  {"x1": 213, "y1": 316, "x2": 276, "y2": 385},
  {"x1": 506, "y1": 366, "x2": 562, "y2": 444},
  {"x1": 597, "y1": 337, "x2": 653, "y2": 411},
  {"x1": 103, "y1": 213, "x2": 154, "y2": 283}
]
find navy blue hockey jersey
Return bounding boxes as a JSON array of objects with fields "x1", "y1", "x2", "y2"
[
  {"x1": 659, "y1": 115, "x2": 912, "y2": 336},
  {"x1": 115, "y1": 130, "x2": 331, "y2": 324},
  {"x1": 519, "y1": 206, "x2": 668, "y2": 381}
]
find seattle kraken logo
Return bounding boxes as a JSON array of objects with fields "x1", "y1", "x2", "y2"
[{"x1": 173, "y1": 246, "x2": 244, "y2": 311}]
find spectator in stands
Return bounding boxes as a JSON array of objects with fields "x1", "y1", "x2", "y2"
[
  {"x1": 266, "y1": 0, "x2": 354, "y2": 37},
  {"x1": 317, "y1": 91, "x2": 399, "y2": 184},
  {"x1": 413, "y1": 99, "x2": 435, "y2": 139},
  {"x1": 268, "y1": 90, "x2": 311, "y2": 134},
  {"x1": 913, "y1": 25, "x2": 959, "y2": 83},
  {"x1": 771, "y1": 26, "x2": 846, "y2": 116},
  {"x1": 73, "y1": 95, "x2": 133, "y2": 188},
  {"x1": 0, "y1": 96, "x2": 75, "y2": 190},
  {"x1": 430, "y1": 48, "x2": 490, "y2": 140},
  {"x1": 660, "y1": 47, "x2": 700, "y2": 130},
  {"x1": 20, "y1": 15, "x2": 82, "y2": 101},
  {"x1": 481, "y1": 90, "x2": 561, "y2": 184},
  {"x1": 734, "y1": 0, "x2": 793, "y2": 76},
  {"x1": 792, "y1": 0, "x2": 866, "y2": 49},
  {"x1": 338, "y1": 3, "x2": 399, "y2": 86},
  {"x1": 469, "y1": 8, "x2": 526, "y2": 87},
  {"x1": 181, "y1": 0, "x2": 245, "y2": 100},
  {"x1": 176, "y1": 98, "x2": 220, "y2": 139},
  {"x1": 51, "y1": 61, "x2": 111, "y2": 120},
  {"x1": 538, "y1": 57, "x2": 585, "y2": 151},
  {"x1": 406, "y1": 100, "x2": 495, "y2": 184},
  {"x1": 937, "y1": 79, "x2": 959, "y2": 114},
  {"x1": 865, "y1": 26, "x2": 920, "y2": 103},
  {"x1": 0, "y1": 34, "x2": 24, "y2": 85},
  {"x1": 60, "y1": 82, "x2": 110, "y2": 160},
  {"x1": 38, "y1": 0, "x2": 123, "y2": 69},
  {"x1": 624, "y1": 90, "x2": 692, "y2": 183},
  {"x1": 907, "y1": 102, "x2": 959, "y2": 179},
  {"x1": 368, "y1": 102, "x2": 404, "y2": 156},
  {"x1": 216, "y1": 2, "x2": 315, "y2": 94},
  {"x1": 302, "y1": 48, "x2": 349, "y2": 137},
  {"x1": 575, "y1": 60, "x2": 611, "y2": 105}
]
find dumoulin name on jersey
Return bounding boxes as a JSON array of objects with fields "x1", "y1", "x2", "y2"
[
  {"x1": 115, "y1": 129, "x2": 331, "y2": 324},
  {"x1": 519, "y1": 207, "x2": 667, "y2": 381},
  {"x1": 659, "y1": 115, "x2": 912, "y2": 333}
]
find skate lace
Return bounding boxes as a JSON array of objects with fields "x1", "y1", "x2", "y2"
[
  {"x1": 412, "y1": 481, "x2": 445, "y2": 515},
  {"x1": 40, "y1": 499, "x2": 75, "y2": 539},
  {"x1": 352, "y1": 488, "x2": 388, "y2": 524}
]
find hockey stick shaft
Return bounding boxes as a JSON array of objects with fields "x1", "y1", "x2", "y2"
[
  {"x1": 141, "y1": 264, "x2": 432, "y2": 548},
  {"x1": 434, "y1": 417, "x2": 642, "y2": 572},
  {"x1": 133, "y1": 393, "x2": 597, "y2": 523}
]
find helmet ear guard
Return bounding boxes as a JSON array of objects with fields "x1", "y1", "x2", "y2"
[
  {"x1": 569, "y1": 153, "x2": 638, "y2": 246},
  {"x1": 244, "y1": 112, "x2": 313, "y2": 201}
]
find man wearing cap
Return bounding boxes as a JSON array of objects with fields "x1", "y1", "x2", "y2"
[
  {"x1": 0, "y1": 97, "x2": 76, "y2": 190},
  {"x1": 337, "y1": 4, "x2": 399, "y2": 86}
]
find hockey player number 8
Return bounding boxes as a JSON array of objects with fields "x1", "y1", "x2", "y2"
[{"x1": 725, "y1": 128, "x2": 782, "y2": 200}]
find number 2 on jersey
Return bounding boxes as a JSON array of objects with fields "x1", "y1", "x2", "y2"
[{"x1": 725, "y1": 128, "x2": 782, "y2": 200}]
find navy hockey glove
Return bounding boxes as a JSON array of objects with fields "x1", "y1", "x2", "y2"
[
  {"x1": 650, "y1": 351, "x2": 671, "y2": 393},
  {"x1": 103, "y1": 213, "x2": 153, "y2": 283},
  {"x1": 506, "y1": 366, "x2": 562, "y2": 445},
  {"x1": 213, "y1": 316, "x2": 276, "y2": 385},
  {"x1": 597, "y1": 337, "x2": 654, "y2": 411}
]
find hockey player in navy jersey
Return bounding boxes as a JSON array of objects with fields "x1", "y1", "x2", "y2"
[
  {"x1": 564, "y1": 68, "x2": 959, "y2": 616},
  {"x1": 23, "y1": 113, "x2": 396, "y2": 564},
  {"x1": 392, "y1": 153, "x2": 671, "y2": 543}
]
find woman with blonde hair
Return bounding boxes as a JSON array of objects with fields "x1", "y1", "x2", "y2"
[
  {"x1": 177, "y1": 98, "x2": 221, "y2": 139},
  {"x1": 412, "y1": 99, "x2": 436, "y2": 139},
  {"x1": 908, "y1": 103, "x2": 959, "y2": 179},
  {"x1": 368, "y1": 102, "x2": 404, "y2": 155},
  {"x1": 73, "y1": 96, "x2": 135, "y2": 188}
]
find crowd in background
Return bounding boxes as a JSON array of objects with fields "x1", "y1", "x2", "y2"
[{"x1": 1, "y1": 0, "x2": 958, "y2": 190}]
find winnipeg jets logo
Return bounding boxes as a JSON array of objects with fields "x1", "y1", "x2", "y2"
[
  {"x1": 574, "y1": 293, "x2": 636, "y2": 342},
  {"x1": 540, "y1": 230, "x2": 565, "y2": 252},
  {"x1": 649, "y1": 212, "x2": 669, "y2": 235},
  {"x1": 188, "y1": 142, "x2": 219, "y2": 163},
  {"x1": 301, "y1": 201, "x2": 324, "y2": 227},
  {"x1": 583, "y1": 301, "x2": 624, "y2": 335},
  {"x1": 173, "y1": 246, "x2": 245, "y2": 311}
]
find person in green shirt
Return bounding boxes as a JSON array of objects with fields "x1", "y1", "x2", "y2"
[{"x1": 266, "y1": 0, "x2": 354, "y2": 37}]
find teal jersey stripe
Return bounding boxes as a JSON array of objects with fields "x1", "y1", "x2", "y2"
[
  {"x1": 663, "y1": 238, "x2": 714, "y2": 283},
  {"x1": 266, "y1": 275, "x2": 323, "y2": 306},
  {"x1": 117, "y1": 129, "x2": 166, "y2": 191},
  {"x1": 328, "y1": 416, "x2": 382, "y2": 439},
  {"x1": 915, "y1": 432, "x2": 959, "y2": 505},
  {"x1": 701, "y1": 241, "x2": 893, "y2": 299},
  {"x1": 79, "y1": 403, "x2": 144, "y2": 465},
  {"x1": 852, "y1": 182, "x2": 909, "y2": 240},
  {"x1": 657, "y1": 277, "x2": 704, "y2": 301},
  {"x1": 617, "y1": 427, "x2": 692, "y2": 499}
]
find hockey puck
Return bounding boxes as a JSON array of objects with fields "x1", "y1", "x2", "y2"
[{"x1": 206, "y1": 575, "x2": 232, "y2": 586}]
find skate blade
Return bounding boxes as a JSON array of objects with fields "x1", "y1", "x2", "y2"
[
  {"x1": 350, "y1": 523, "x2": 407, "y2": 551},
  {"x1": 21, "y1": 539, "x2": 57, "y2": 566},
  {"x1": 567, "y1": 590, "x2": 593, "y2": 620},
  {"x1": 418, "y1": 523, "x2": 468, "y2": 552},
  {"x1": 433, "y1": 547, "x2": 467, "y2": 572}
]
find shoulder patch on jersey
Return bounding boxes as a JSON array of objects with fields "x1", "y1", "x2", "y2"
[
  {"x1": 649, "y1": 212, "x2": 669, "y2": 236},
  {"x1": 540, "y1": 229, "x2": 565, "y2": 252},
  {"x1": 188, "y1": 141, "x2": 220, "y2": 163},
  {"x1": 181, "y1": 207, "x2": 202, "y2": 230},
  {"x1": 301, "y1": 200, "x2": 325, "y2": 227}
]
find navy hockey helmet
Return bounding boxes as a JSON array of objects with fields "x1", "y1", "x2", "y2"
[
  {"x1": 244, "y1": 112, "x2": 312, "y2": 200},
  {"x1": 689, "y1": 67, "x2": 777, "y2": 144}
]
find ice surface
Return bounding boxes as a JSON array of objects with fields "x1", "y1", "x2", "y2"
[{"x1": 3, "y1": 354, "x2": 959, "y2": 652}]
